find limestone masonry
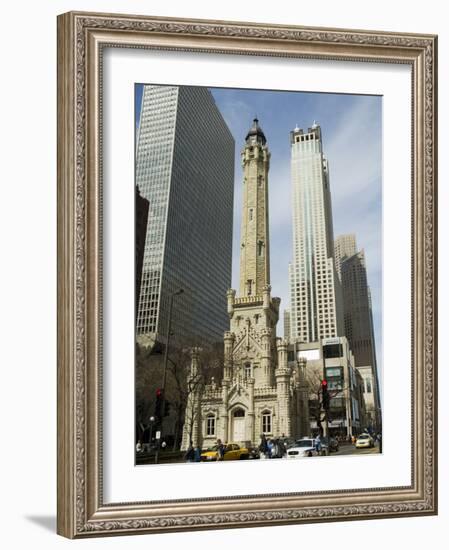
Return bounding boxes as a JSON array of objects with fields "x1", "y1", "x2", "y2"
[{"x1": 182, "y1": 119, "x2": 308, "y2": 450}]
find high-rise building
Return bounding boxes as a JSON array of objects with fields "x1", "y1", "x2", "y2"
[
  {"x1": 135, "y1": 185, "x2": 149, "y2": 322},
  {"x1": 334, "y1": 234, "x2": 381, "y2": 429},
  {"x1": 284, "y1": 309, "x2": 291, "y2": 341},
  {"x1": 334, "y1": 233, "x2": 357, "y2": 281},
  {"x1": 289, "y1": 123, "x2": 344, "y2": 343},
  {"x1": 135, "y1": 85, "x2": 235, "y2": 348}
]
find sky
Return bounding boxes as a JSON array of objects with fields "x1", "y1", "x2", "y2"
[{"x1": 135, "y1": 84, "x2": 382, "y2": 377}]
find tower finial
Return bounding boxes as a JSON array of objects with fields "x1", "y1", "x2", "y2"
[{"x1": 245, "y1": 117, "x2": 266, "y2": 145}]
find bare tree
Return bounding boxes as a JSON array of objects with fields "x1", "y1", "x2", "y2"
[
  {"x1": 169, "y1": 343, "x2": 224, "y2": 449},
  {"x1": 134, "y1": 340, "x2": 225, "y2": 451}
]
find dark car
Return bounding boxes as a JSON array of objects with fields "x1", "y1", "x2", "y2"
[
  {"x1": 281, "y1": 437, "x2": 297, "y2": 450},
  {"x1": 248, "y1": 446, "x2": 260, "y2": 459},
  {"x1": 322, "y1": 436, "x2": 339, "y2": 452}
]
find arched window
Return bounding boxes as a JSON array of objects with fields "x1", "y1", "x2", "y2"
[
  {"x1": 206, "y1": 414, "x2": 216, "y2": 436},
  {"x1": 262, "y1": 410, "x2": 272, "y2": 434}
]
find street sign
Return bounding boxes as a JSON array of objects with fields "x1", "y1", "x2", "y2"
[{"x1": 155, "y1": 431, "x2": 161, "y2": 440}]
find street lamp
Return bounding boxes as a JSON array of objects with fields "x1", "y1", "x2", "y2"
[{"x1": 155, "y1": 288, "x2": 184, "y2": 464}]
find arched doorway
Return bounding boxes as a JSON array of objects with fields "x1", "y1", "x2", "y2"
[{"x1": 232, "y1": 408, "x2": 246, "y2": 442}]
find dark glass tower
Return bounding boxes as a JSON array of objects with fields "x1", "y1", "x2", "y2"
[{"x1": 136, "y1": 85, "x2": 235, "y2": 347}]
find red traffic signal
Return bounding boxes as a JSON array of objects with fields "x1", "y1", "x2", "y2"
[
  {"x1": 321, "y1": 379, "x2": 330, "y2": 410},
  {"x1": 154, "y1": 388, "x2": 163, "y2": 418}
]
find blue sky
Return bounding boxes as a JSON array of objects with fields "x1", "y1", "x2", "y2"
[{"x1": 135, "y1": 85, "x2": 382, "y2": 374}]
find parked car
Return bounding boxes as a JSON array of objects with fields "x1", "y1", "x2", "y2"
[
  {"x1": 322, "y1": 436, "x2": 339, "y2": 452},
  {"x1": 355, "y1": 433, "x2": 375, "y2": 448},
  {"x1": 248, "y1": 446, "x2": 260, "y2": 459},
  {"x1": 286, "y1": 438, "x2": 319, "y2": 458},
  {"x1": 281, "y1": 437, "x2": 297, "y2": 450},
  {"x1": 201, "y1": 442, "x2": 250, "y2": 461}
]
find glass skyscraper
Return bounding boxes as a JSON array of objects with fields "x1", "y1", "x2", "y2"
[
  {"x1": 135, "y1": 85, "x2": 235, "y2": 347},
  {"x1": 288, "y1": 123, "x2": 344, "y2": 343}
]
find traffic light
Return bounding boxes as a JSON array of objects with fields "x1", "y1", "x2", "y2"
[
  {"x1": 154, "y1": 388, "x2": 163, "y2": 419},
  {"x1": 321, "y1": 379, "x2": 330, "y2": 410},
  {"x1": 164, "y1": 400, "x2": 171, "y2": 417}
]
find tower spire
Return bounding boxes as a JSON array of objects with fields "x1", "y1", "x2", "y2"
[{"x1": 239, "y1": 119, "x2": 271, "y2": 297}]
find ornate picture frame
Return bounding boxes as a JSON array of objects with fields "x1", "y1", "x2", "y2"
[{"x1": 57, "y1": 11, "x2": 437, "y2": 538}]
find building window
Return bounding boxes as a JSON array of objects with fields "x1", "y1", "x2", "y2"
[
  {"x1": 258, "y1": 240, "x2": 264, "y2": 257},
  {"x1": 249, "y1": 208, "x2": 254, "y2": 221},
  {"x1": 244, "y1": 363, "x2": 252, "y2": 378},
  {"x1": 366, "y1": 379, "x2": 372, "y2": 393},
  {"x1": 262, "y1": 411, "x2": 272, "y2": 434},
  {"x1": 246, "y1": 279, "x2": 253, "y2": 296},
  {"x1": 206, "y1": 414, "x2": 216, "y2": 436}
]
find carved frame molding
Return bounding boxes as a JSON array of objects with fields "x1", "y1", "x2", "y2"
[{"x1": 57, "y1": 11, "x2": 437, "y2": 538}]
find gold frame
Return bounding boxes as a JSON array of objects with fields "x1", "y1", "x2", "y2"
[{"x1": 57, "y1": 11, "x2": 438, "y2": 538}]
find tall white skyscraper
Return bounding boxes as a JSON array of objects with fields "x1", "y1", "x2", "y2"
[
  {"x1": 135, "y1": 85, "x2": 235, "y2": 347},
  {"x1": 289, "y1": 123, "x2": 344, "y2": 343},
  {"x1": 283, "y1": 309, "x2": 291, "y2": 341}
]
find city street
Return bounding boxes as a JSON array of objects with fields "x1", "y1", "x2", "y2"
[
  {"x1": 332, "y1": 443, "x2": 380, "y2": 456},
  {"x1": 136, "y1": 442, "x2": 380, "y2": 464}
]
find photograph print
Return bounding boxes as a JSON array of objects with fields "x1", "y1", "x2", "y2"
[{"x1": 134, "y1": 83, "x2": 383, "y2": 465}]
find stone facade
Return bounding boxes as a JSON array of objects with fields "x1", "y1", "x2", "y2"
[
  {"x1": 182, "y1": 120, "x2": 307, "y2": 450},
  {"x1": 239, "y1": 118, "x2": 271, "y2": 297}
]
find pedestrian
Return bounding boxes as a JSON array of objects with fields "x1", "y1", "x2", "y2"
[
  {"x1": 259, "y1": 433, "x2": 269, "y2": 459},
  {"x1": 184, "y1": 442, "x2": 194, "y2": 462},
  {"x1": 194, "y1": 445, "x2": 202, "y2": 462},
  {"x1": 136, "y1": 440, "x2": 142, "y2": 453},
  {"x1": 278, "y1": 438, "x2": 286, "y2": 458},
  {"x1": 267, "y1": 438, "x2": 274, "y2": 458},
  {"x1": 377, "y1": 433, "x2": 382, "y2": 453},
  {"x1": 216, "y1": 439, "x2": 225, "y2": 460},
  {"x1": 315, "y1": 434, "x2": 322, "y2": 455}
]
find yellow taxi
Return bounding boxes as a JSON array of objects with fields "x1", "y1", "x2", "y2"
[{"x1": 201, "y1": 443, "x2": 250, "y2": 461}]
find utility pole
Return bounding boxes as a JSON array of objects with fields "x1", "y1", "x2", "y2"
[{"x1": 321, "y1": 379, "x2": 330, "y2": 455}]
